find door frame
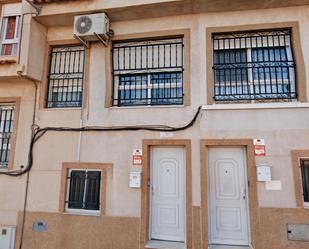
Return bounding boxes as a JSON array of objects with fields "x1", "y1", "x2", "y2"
[
  {"x1": 140, "y1": 139, "x2": 192, "y2": 249},
  {"x1": 200, "y1": 139, "x2": 260, "y2": 249}
]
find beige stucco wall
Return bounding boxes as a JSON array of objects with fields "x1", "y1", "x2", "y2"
[
  {"x1": 1, "y1": 5, "x2": 309, "y2": 233},
  {"x1": 21, "y1": 0, "x2": 47, "y2": 80},
  {"x1": 23, "y1": 18, "x2": 47, "y2": 80},
  {"x1": 0, "y1": 79, "x2": 35, "y2": 226},
  {"x1": 39, "y1": 0, "x2": 183, "y2": 15}
]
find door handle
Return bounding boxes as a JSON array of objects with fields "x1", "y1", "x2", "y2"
[
  {"x1": 242, "y1": 188, "x2": 246, "y2": 200},
  {"x1": 152, "y1": 185, "x2": 157, "y2": 193}
]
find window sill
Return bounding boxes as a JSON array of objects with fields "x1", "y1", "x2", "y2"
[
  {"x1": 110, "y1": 104, "x2": 185, "y2": 110},
  {"x1": 202, "y1": 102, "x2": 309, "y2": 111},
  {"x1": 43, "y1": 107, "x2": 82, "y2": 111},
  {"x1": 145, "y1": 240, "x2": 186, "y2": 249},
  {"x1": 0, "y1": 56, "x2": 17, "y2": 64},
  {"x1": 64, "y1": 210, "x2": 101, "y2": 217}
]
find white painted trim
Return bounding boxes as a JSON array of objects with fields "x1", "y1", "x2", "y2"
[
  {"x1": 64, "y1": 209, "x2": 101, "y2": 216},
  {"x1": 1, "y1": 3, "x2": 22, "y2": 17},
  {"x1": 202, "y1": 102, "x2": 309, "y2": 111},
  {"x1": 145, "y1": 240, "x2": 186, "y2": 249}
]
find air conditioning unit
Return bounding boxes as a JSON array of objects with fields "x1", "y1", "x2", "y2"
[
  {"x1": 0, "y1": 226, "x2": 15, "y2": 249},
  {"x1": 73, "y1": 13, "x2": 110, "y2": 42}
]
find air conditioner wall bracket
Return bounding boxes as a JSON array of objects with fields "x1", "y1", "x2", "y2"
[
  {"x1": 94, "y1": 32, "x2": 109, "y2": 46},
  {"x1": 73, "y1": 34, "x2": 89, "y2": 48}
]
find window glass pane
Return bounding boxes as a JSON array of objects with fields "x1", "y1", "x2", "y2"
[
  {"x1": 119, "y1": 89, "x2": 148, "y2": 105},
  {"x1": 1, "y1": 44, "x2": 13, "y2": 56},
  {"x1": 119, "y1": 74, "x2": 147, "y2": 86},
  {"x1": 151, "y1": 72, "x2": 183, "y2": 105},
  {"x1": 5, "y1": 16, "x2": 16, "y2": 39},
  {"x1": 68, "y1": 170, "x2": 86, "y2": 209},
  {"x1": 214, "y1": 49, "x2": 248, "y2": 84},
  {"x1": 151, "y1": 72, "x2": 182, "y2": 84},
  {"x1": 252, "y1": 47, "x2": 288, "y2": 81},
  {"x1": 118, "y1": 74, "x2": 148, "y2": 105},
  {"x1": 151, "y1": 88, "x2": 183, "y2": 104}
]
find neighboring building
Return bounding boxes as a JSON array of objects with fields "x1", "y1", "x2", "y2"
[{"x1": 0, "y1": 0, "x2": 309, "y2": 249}]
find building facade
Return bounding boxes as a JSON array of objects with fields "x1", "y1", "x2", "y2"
[{"x1": 0, "y1": 0, "x2": 309, "y2": 248}]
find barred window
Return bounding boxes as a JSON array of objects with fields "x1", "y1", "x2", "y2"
[
  {"x1": 112, "y1": 37, "x2": 184, "y2": 106},
  {"x1": 66, "y1": 170, "x2": 101, "y2": 212},
  {"x1": 47, "y1": 45, "x2": 85, "y2": 108},
  {"x1": 212, "y1": 29, "x2": 296, "y2": 101},
  {"x1": 0, "y1": 15, "x2": 21, "y2": 56},
  {"x1": 0, "y1": 106, "x2": 14, "y2": 168},
  {"x1": 301, "y1": 160, "x2": 309, "y2": 204}
]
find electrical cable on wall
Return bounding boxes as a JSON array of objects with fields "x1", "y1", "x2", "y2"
[{"x1": 0, "y1": 106, "x2": 202, "y2": 177}]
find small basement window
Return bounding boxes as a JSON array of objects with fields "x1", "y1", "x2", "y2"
[
  {"x1": 300, "y1": 160, "x2": 309, "y2": 207},
  {"x1": 66, "y1": 169, "x2": 101, "y2": 214}
]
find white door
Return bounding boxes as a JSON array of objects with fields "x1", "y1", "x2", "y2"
[
  {"x1": 150, "y1": 147, "x2": 185, "y2": 242},
  {"x1": 208, "y1": 147, "x2": 249, "y2": 246}
]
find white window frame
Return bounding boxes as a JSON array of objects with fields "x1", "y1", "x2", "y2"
[
  {"x1": 0, "y1": 15, "x2": 21, "y2": 57},
  {"x1": 65, "y1": 169, "x2": 102, "y2": 216}
]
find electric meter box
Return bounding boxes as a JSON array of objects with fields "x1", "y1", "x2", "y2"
[
  {"x1": 256, "y1": 164, "x2": 272, "y2": 182},
  {"x1": 287, "y1": 224, "x2": 309, "y2": 241},
  {"x1": 129, "y1": 171, "x2": 141, "y2": 188}
]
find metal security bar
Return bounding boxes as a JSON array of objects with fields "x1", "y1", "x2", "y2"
[
  {"x1": 301, "y1": 160, "x2": 309, "y2": 203},
  {"x1": 67, "y1": 170, "x2": 101, "y2": 211},
  {"x1": 212, "y1": 29, "x2": 296, "y2": 101},
  {"x1": 0, "y1": 106, "x2": 14, "y2": 168},
  {"x1": 47, "y1": 45, "x2": 85, "y2": 108},
  {"x1": 112, "y1": 37, "x2": 184, "y2": 106}
]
